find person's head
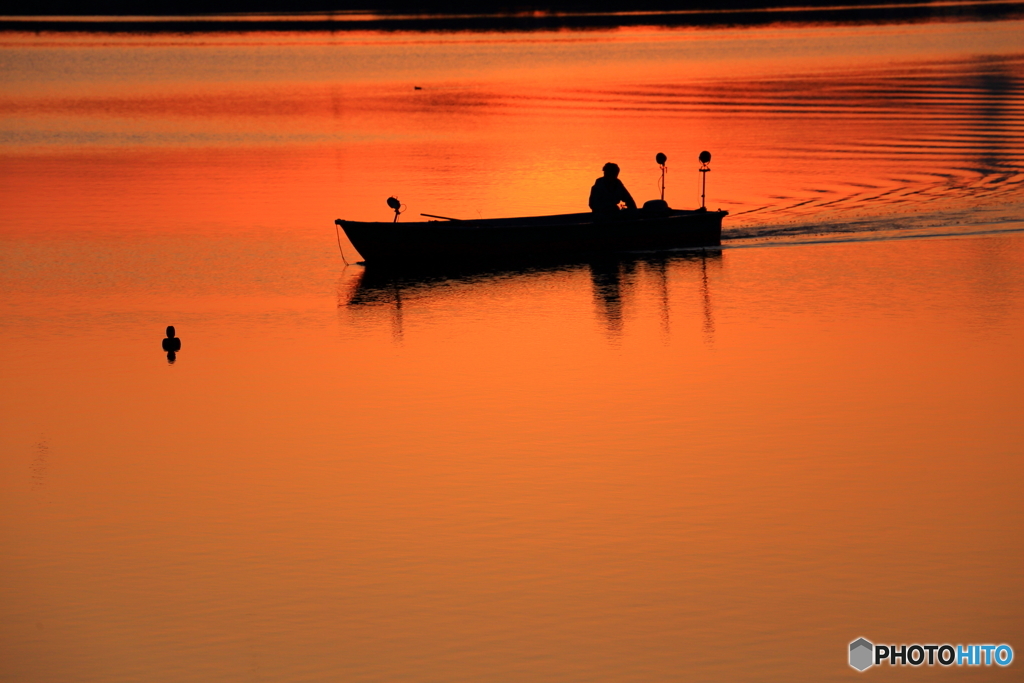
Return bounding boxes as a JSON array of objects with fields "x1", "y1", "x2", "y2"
[
  {"x1": 166, "y1": 325, "x2": 175, "y2": 338},
  {"x1": 602, "y1": 162, "x2": 620, "y2": 179}
]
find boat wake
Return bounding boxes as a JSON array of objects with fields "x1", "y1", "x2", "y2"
[{"x1": 722, "y1": 202, "x2": 1024, "y2": 248}]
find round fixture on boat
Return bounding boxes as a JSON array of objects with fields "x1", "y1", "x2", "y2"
[
  {"x1": 386, "y1": 196, "x2": 404, "y2": 222},
  {"x1": 698, "y1": 151, "x2": 712, "y2": 210},
  {"x1": 656, "y1": 152, "x2": 668, "y2": 202}
]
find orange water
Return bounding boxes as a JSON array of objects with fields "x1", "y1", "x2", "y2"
[{"x1": 1, "y1": 19, "x2": 1023, "y2": 682}]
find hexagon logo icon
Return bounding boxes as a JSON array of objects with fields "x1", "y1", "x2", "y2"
[{"x1": 850, "y1": 638, "x2": 874, "y2": 671}]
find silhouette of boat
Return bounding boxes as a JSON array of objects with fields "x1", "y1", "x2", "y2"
[{"x1": 335, "y1": 206, "x2": 727, "y2": 265}]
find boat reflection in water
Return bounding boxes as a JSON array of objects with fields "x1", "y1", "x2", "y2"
[
  {"x1": 590, "y1": 251, "x2": 718, "y2": 342},
  {"x1": 339, "y1": 250, "x2": 722, "y2": 344}
]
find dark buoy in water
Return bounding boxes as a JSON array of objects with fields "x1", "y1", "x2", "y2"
[{"x1": 162, "y1": 325, "x2": 181, "y2": 363}]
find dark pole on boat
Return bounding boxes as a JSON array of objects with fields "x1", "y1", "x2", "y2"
[
  {"x1": 698, "y1": 151, "x2": 711, "y2": 210},
  {"x1": 656, "y1": 152, "x2": 667, "y2": 202}
]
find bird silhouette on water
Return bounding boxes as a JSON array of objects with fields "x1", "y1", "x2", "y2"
[{"x1": 162, "y1": 325, "x2": 181, "y2": 363}]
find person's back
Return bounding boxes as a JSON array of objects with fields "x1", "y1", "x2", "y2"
[{"x1": 589, "y1": 162, "x2": 636, "y2": 213}]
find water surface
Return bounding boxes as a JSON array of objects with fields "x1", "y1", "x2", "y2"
[{"x1": 1, "y1": 17, "x2": 1023, "y2": 682}]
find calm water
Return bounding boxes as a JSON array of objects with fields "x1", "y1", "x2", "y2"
[{"x1": 2, "y1": 18, "x2": 1023, "y2": 682}]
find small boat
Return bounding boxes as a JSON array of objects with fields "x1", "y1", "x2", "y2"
[
  {"x1": 336, "y1": 152, "x2": 726, "y2": 266},
  {"x1": 336, "y1": 205, "x2": 727, "y2": 266}
]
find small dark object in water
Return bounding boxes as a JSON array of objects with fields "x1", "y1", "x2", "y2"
[
  {"x1": 162, "y1": 325, "x2": 181, "y2": 352},
  {"x1": 162, "y1": 326, "x2": 181, "y2": 364},
  {"x1": 414, "y1": 86, "x2": 422, "y2": 90}
]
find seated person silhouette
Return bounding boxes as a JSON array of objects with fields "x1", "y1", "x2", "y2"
[{"x1": 589, "y1": 162, "x2": 637, "y2": 213}]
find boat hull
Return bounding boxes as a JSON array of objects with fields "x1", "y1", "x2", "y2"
[{"x1": 337, "y1": 208, "x2": 726, "y2": 265}]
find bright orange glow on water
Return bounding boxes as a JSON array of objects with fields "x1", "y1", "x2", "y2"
[{"x1": 2, "y1": 18, "x2": 1023, "y2": 682}]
